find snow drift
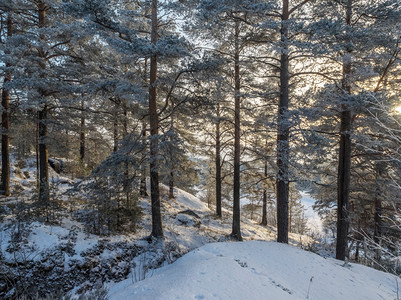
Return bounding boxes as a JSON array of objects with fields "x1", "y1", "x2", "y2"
[{"x1": 108, "y1": 241, "x2": 398, "y2": 300}]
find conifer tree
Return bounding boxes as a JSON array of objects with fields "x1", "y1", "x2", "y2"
[
  {"x1": 148, "y1": 0, "x2": 163, "y2": 237},
  {"x1": 192, "y1": 0, "x2": 268, "y2": 240},
  {"x1": 274, "y1": 0, "x2": 316, "y2": 244},
  {"x1": 303, "y1": 0, "x2": 401, "y2": 260},
  {"x1": 1, "y1": 9, "x2": 12, "y2": 196}
]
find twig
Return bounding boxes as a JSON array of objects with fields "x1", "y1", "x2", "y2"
[{"x1": 306, "y1": 276, "x2": 313, "y2": 299}]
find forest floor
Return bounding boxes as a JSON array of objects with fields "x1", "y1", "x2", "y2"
[{"x1": 0, "y1": 156, "x2": 384, "y2": 299}]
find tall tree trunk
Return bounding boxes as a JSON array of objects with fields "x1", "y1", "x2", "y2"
[
  {"x1": 140, "y1": 121, "x2": 148, "y2": 196},
  {"x1": 168, "y1": 114, "x2": 175, "y2": 199},
  {"x1": 140, "y1": 58, "x2": 148, "y2": 197},
  {"x1": 38, "y1": 107, "x2": 49, "y2": 204},
  {"x1": 36, "y1": 118, "x2": 39, "y2": 189},
  {"x1": 123, "y1": 105, "x2": 128, "y2": 135},
  {"x1": 374, "y1": 161, "x2": 384, "y2": 262},
  {"x1": 169, "y1": 171, "x2": 174, "y2": 199},
  {"x1": 80, "y1": 97, "x2": 85, "y2": 162},
  {"x1": 1, "y1": 14, "x2": 12, "y2": 196},
  {"x1": 149, "y1": 0, "x2": 163, "y2": 238},
  {"x1": 38, "y1": 0, "x2": 49, "y2": 205},
  {"x1": 355, "y1": 240, "x2": 360, "y2": 262},
  {"x1": 113, "y1": 101, "x2": 118, "y2": 152},
  {"x1": 215, "y1": 105, "x2": 222, "y2": 217},
  {"x1": 336, "y1": 0, "x2": 353, "y2": 261},
  {"x1": 261, "y1": 161, "x2": 268, "y2": 226},
  {"x1": 231, "y1": 19, "x2": 242, "y2": 241},
  {"x1": 277, "y1": 0, "x2": 290, "y2": 244},
  {"x1": 123, "y1": 106, "x2": 130, "y2": 208}
]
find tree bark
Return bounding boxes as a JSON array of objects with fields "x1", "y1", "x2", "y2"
[
  {"x1": 149, "y1": 0, "x2": 163, "y2": 238},
  {"x1": 231, "y1": 19, "x2": 242, "y2": 241},
  {"x1": 123, "y1": 105, "x2": 130, "y2": 207},
  {"x1": 276, "y1": 0, "x2": 290, "y2": 244},
  {"x1": 215, "y1": 104, "x2": 222, "y2": 217},
  {"x1": 38, "y1": 0, "x2": 49, "y2": 205},
  {"x1": 374, "y1": 161, "x2": 384, "y2": 262},
  {"x1": 168, "y1": 170, "x2": 174, "y2": 199},
  {"x1": 140, "y1": 58, "x2": 148, "y2": 197},
  {"x1": 261, "y1": 160, "x2": 268, "y2": 226},
  {"x1": 336, "y1": 108, "x2": 352, "y2": 261},
  {"x1": 123, "y1": 105, "x2": 128, "y2": 135},
  {"x1": 113, "y1": 101, "x2": 118, "y2": 152},
  {"x1": 80, "y1": 97, "x2": 85, "y2": 162},
  {"x1": 36, "y1": 118, "x2": 39, "y2": 189},
  {"x1": 140, "y1": 121, "x2": 148, "y2": 196},
  {"x1": 168, "y1": 114, "x2": 175, "y2": 200},
  {"x1": 38, "y1": 107, "x2": 49, "y2": 204},
  {"x1": 336, "y1": 0, "x2": 353, "y2": 261},
  {"x1": 1, "y1": 14, "x2": 12, "y2": 196}
]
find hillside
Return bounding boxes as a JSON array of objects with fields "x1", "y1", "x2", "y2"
[
  {"x1": 108, "y1": 241, "x2": 399, "y2": 300},
  {"x1": 1, "y1": 161, "x2": 396, "y2": 299},
  {"x1": 0, "y1": 164, "x2": 312, "y2": 298}
]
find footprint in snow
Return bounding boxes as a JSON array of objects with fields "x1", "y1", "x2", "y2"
[{"x1": 234, "y1": 258, "x2": 248, "y2": 268}]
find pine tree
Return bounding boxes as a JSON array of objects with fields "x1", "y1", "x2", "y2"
[
  {"x1": 274, "y1": 0, "x2": 321, "y2": 243},
  {"x1": 192, "y1": 0, "x2": 269, "y2": 241},
  {"x1": 148, "y1": 0, "x2": 163, "y2": 238},
  {"x1": 299, "y1": 0, "x2": 401, "y2": 260},
  {"x1": 1, "y1": 10, "x2": 12, "y2": 196}
]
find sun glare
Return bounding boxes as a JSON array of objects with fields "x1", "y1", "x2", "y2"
[{"x1": 395, "y1": 106, "x2": 401, "y2": 114}]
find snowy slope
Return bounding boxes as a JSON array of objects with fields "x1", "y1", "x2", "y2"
[
  {"x1": 108, "y1": 241, "x2": 399, "y2": 300},
  {"x1": 1, "y1": 180, "x2": 286, "y2": 298},
  {"x1": 2, "y1": 173, "x2": 385, "y2": 299},
  {"x1": 0, "y1": 184, "x2": 275, "y2": 265}
]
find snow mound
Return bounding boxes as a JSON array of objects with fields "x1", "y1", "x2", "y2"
[{"x1": 108, "y1": 241, "x2": 398, "y2": 300}]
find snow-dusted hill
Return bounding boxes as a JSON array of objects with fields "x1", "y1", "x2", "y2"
[
  {"x1": 1, "y1": 175, "x2": 308, "y2": 298},
  {"x1": 108, "y1": 241, "x2": 399, "y2": 300},
  {"x1": 1, "y1": 170, "x2": 392, "y2": 299}
]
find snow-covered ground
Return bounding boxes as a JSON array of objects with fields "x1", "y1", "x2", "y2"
[
  {"x1": 0, "y1": 178, "x2": 315, "y2": 298},
  {"x1": 1, "y1": 160, "x2": 394, "y2": 299},
  {"x1": 108, "y1": 241, "x2": 399, "y2": 300}
]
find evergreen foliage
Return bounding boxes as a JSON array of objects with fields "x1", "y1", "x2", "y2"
[{"x1": 0, "y1": 0, "x2": 400, "y2": 284}]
